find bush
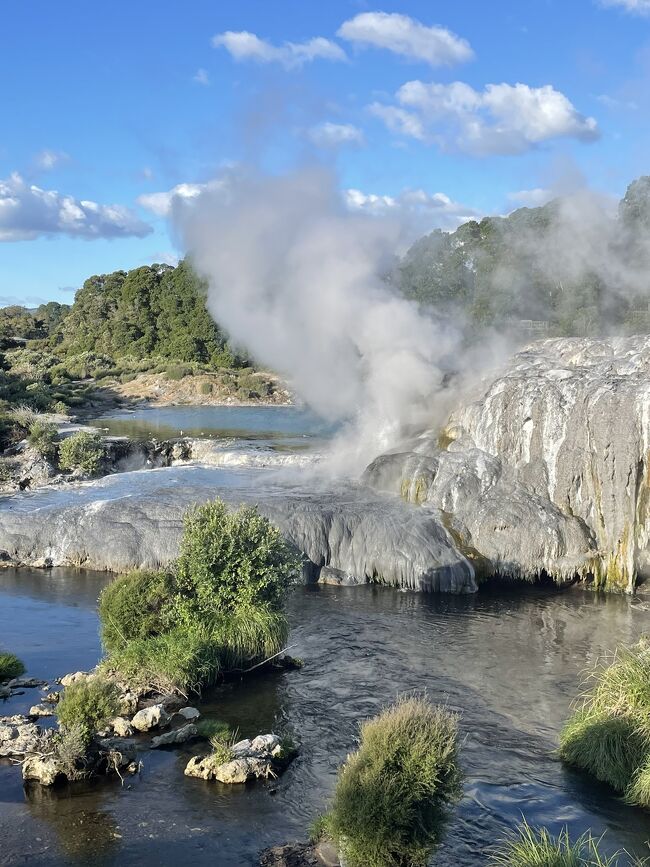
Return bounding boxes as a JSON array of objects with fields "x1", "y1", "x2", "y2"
[
  {"x1": 56, "y1": 676, "x2": 120, "y2": 746},
  {"x1": 323, "y1": 697, "x2": 463, "y2": 867},
  {"x1": 175, "y1": 500, "x2": 299, "y2": 619},
  {"x1": 166, "y1": 364, "x2": 192, "y2": 381},
  {"x1": 52, "y1": 400, "x2": 69, "y2": 416},
  {"x1": 59, "y1": 431, "x2": 104, "y2": 474},
  {"x1": 489, "y1": 820, "x2": 631, "y2": 866},
  {"x1": 0, "y1": 652, "x2": 26, "y2": 680},
  {"x1": 559, "y1": 638, "x2": 650, "y2": 808},
  {"x1": 98, "y1": 569, "x2": 176, "y2": 654},
  {"x1": 28, "y1": 420, "x2": 58, "y2": 459},
  {"x1": 199, "y1": 381, "x2": 213, "y2": 395},
  {"x1": 100, "y1": 500, "x2": 299, "y2": 693},
  {"x1": 107, "y1": 625, "x2": 222, "y2": 694}
]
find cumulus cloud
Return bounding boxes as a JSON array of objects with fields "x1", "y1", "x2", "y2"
[
  {"x1": 507, "y1": 188, "x2": 554, "y2": 208},
  {"x1": 307, "y1": 122, "x2": 365, "y2": 147},
  {"x1": 600, "y1": 0, "x2": 650, "y2": 13},
  {"x1": 136, "y1": 179, "x2": 232, "y2": 218},
  {"x1": 370, "y1": 80, "x2": 600, "y2": 155},
  {"x1": 212, "y1": 30, "x2": 346, "y2": 69},
  {"x1": 0, "y1": 172, "x2": 152, "y2": 241},
  {"x1": 346, "y1": 187, "x2": 480, "y2": 232},
  {"x1": 338, "y1": 11, "x2": 473, "y2": 67}
]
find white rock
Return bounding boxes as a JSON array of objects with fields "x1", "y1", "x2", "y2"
[
  {"x1": 29, "y1": 704, "x2": 55, "y2": 718},
  {"x1": 60, "y1": 671, "x2": 90, "y2": 687},
  {"x1": 109, "y1": 716, "x2": 133, "y2": 737},
  {"x1": 22, "y1": 754, "x2": 66, "y2": 786},
  {"x1": 131, "y1": 704, "x2": 170, "y2": 732}
]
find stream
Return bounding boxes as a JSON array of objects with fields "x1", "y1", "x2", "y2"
[{"x1": 1, "y1": 407, "x2": 649, "y2": 865}]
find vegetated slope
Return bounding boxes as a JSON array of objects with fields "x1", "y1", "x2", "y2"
[{"x1": 396, "y1": 176, "x2": 650, "y2": 336}]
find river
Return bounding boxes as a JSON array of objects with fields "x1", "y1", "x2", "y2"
[{"x1": 1, "y1": 407, "x2": 649, "y2": 865}]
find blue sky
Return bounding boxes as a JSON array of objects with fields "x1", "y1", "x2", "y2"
[{"x1": 1, "y1": 0, "x2": 649, "y2": 304}]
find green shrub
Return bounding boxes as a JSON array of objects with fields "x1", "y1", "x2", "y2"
[
  {"x1": 59, "y1": 431, "x2": 104, "y2": 474},
  {"x1": 175, "y1": 500, "x2": 299, "y2": 619},
  {"x1": 98, "y1": 570, "x2": 176, "y2": 654},
  {"x1": 56, "y1": 676, "x2": 120, "y2": 746},
  {"x1": 166, "y1": 364, "x2": 192, "y2": 381},
  {"x1": 52, "y1": 400, "x2": 69, "y2": 415},
  {"x1": 107, "y1": 625, "x2": 222, "y2": 694},
  {"x1": 199, "y1": 381, "x2": 213, "y2": 395},
  {"x1": 323, "y1": 697, "x2": 462, "y2": 867},
  {"x1": 0, "y1": 652, "x2": 26, "y2": 680},
  {"x1": 559, "y1": 638, "x2": 650, "y2": 807},
  {"x1": 120, "y1": 372, "x2": 137, "y2": 384},
  {"x1": 28, "y1": 420, "x2": 58, "y2": 459},
  {"x1": 489, "y1": 820, "x2": 630, "y2": 866}
]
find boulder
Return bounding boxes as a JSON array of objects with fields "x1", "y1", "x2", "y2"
[
  {"x1": 151, "y1": 723, "x2": 197, "y2": 748},
  {"x1": 22, "y1": 754, "x2": 66, "y2": 786},
  {"x1": 185, "y1": 732, "x2": 291, "y2": 784},
  {"x1": 29, "y1": 704, "x2": 55, "y2": 718},
  {"x1": 259, "y1": 843, "x2": 327, "y2": 867},
  {"x1": 0, "y1": 715, "x2": 45, "y2": 758},
  {"x1": 43, "y1": 692, "x2": 60, "y2": 704},
  {"x1": 175, "y1": 706, "x2": 200, "y2": 721},
  {"x1": 131, "y1": 704, "x2": 170, "y2": 732}
]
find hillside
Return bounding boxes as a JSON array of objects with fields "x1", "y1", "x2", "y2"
[{"x1": 396, "y1": 176, "x2": 650, "y2": 336}]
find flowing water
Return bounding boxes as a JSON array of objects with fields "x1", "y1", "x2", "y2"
[{"x1": 1, "y1": 407, "x2": 650, "y2": 865}]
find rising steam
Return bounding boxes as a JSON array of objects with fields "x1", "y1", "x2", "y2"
[{"x1": 174, "y1": 167, "x2": 465, "y2": 474}]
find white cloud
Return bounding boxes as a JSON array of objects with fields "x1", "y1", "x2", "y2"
[
  {"x1": 193, "y1": 68, "x2": 210, "y2": 86},
  {"x1": 370, "y1": 80, "x2": 600, "y2": 155},
  {"x1": 0, "y1": 172, "x2": 152, "y2": 241},
  {"x1": 212, "y1": 30, "x2": 346, "y2": 69},
  {"x1": 137, "y1": 180, "x2": 229, "y2": 218},
  {"x1": 338, "y1": 11, "x2": 473, "y2": 66},
  {"x1": 34, "y1": 149, "x2": 69, "y2": 170},
  {"x1": 600, "y1": 0, "x2": 650, "y2": 13},
  {"x1": 597, "y1": 93, "x2": 639, "y2": 110},
  {"x1": 345, "y1": 186, "x2": 480, "y2": 231},
  {"x1": 307, "y1": 122, "x2": 365, "y2": 147},
  {"x1": 507, "y1": 188, "x2": 554, "y2": 208}
]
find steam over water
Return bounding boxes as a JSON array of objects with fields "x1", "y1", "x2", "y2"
[{"x1": 1, "y1": 570, "x2": 649, "y2": 866}]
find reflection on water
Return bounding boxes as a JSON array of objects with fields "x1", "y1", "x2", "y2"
[
  {"x1": 91, "y1": 405, "x2": 336, "y2": 451},
  {"x1": 1, "y1": 572, "x2": 649, "y2": 866}
]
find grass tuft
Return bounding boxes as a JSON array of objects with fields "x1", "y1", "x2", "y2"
[
  {"x1": 324, "y1": 696, "x2": 462, "y2": 867},
  {"x1": 489, "y1": 820, "x2": 636, "y2": 866},
  {"x1": 559, "y1": 638, "x2": 650, "y2": 807},
  {"x1": 0, "y1": 652, "x2": 26, "y2": 681}
]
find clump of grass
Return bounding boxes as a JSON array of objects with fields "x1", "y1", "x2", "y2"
[
  {"x1": 56, "y1": 676, "x2": 120, "y2": 747},
  {"x1": 106, "y1": 625, "x2": 223, "y2": 695},
  {"x1": 208, "y1": 729, "x2": 239, "y2": 766},
  {"x1": 52, "y1": 722, "x2": 90, "y2": 780},
  {"x1": 199, "y1": 381, "x2": 213, "y2": 395},
  {"x1": 559, "y1": 638, "x2": 650, "y2": 807},
  {"x1": 322, "y1": 696, "x2": 463, "y2": 867},
  {"x1": 0, "y1": 651, "x2": 26, "y2": 681},
  {"x1": 98, "y1": 569, "x2": 176, "y2": 654},
  {"x1": 196, "y1": 718, "x2": 232, "y2": 742},
  {"x1": 489, "y1": 820, "x2": 633, "y2": 866}
]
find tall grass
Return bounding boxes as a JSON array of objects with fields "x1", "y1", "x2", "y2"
[
  {"x1": 0, "y1": 651, "x2": 25, "y2": 680},
  {"x1": 489, "y1": 820, "x2": 641, "y2": 866},
  {"x1": 559, "y1": 638, "x2": 650, "y2": 807},
  {"x1": 323, "y1": 696, "x2": 462, "y2": 867}
]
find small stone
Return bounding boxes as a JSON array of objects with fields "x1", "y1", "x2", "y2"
[
  {"x1": 251, "y1": 734, "x2": 280, "y2": 754},
  {"x1": 131, "y1": 704, "x2": 170, "y2": 732},
  {"x1": 175, "y1": 706, "x2": 200, "y2": 721},
  {"x1": 118, "y1": 691, "x2": 138, "y2": 716},
  {"x1": 29, "y1": 704, "x2": 55, "y2": 718},
  {"x1": 151, "y1": 723, "x2": 197, "y2": 748},
  {"x1": 43, "y1": 692, "x2": 60, "y2": 704},
  {"x1": 109, "y1": 717, "x2": 134, "y2": 737},
  {"x1": 0, "y1": 686, "x2": 10, "y2": 699},
  {"x1": 59, "y1": 671, "x2": 90, "y2": 687}
]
